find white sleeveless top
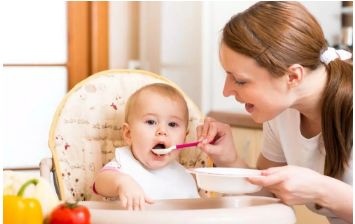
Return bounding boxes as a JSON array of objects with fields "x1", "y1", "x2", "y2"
[
  {"x1": 103, "y1": 146, "x2": 199, "y2": 200},
  {"x1": 261, "y1": 109, "x2": 352, "y2": 224}
]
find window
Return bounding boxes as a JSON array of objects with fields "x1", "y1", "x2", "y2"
[
  {"x1": 3, "y1": 1, "x2": 109, "y2": 169},
  {"x1": 3, "y1": 1, "x2": 67, "y2": 168}
]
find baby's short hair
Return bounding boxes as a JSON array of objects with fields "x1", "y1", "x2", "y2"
[{"x1": 124, "y1": 83, "x2": 189, "y2": 126}]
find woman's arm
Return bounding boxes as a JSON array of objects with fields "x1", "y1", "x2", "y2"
[
  {"x1": 249, "y1": 164, "x2": 353, "y2": 223},
  {"x1": 318, "y1": 175, "x2": 353, "y2": 223},
  {"x1": 256, "y1": 154, "x2": 287, "y2": 169}
]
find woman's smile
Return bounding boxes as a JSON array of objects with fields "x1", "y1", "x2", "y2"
[{"x1": 245, "y1": 103, "x2": 255, "y2": 113}]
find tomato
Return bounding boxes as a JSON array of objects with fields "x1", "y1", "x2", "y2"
[{"x1": 49, "y1": 202, "x2": 91, "y2": 224}]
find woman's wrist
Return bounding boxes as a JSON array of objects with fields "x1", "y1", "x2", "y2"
[
  {"x1": 314, "y1": 174, "x2": 330, "y2": 207},
  {"x1": 315, "y1": 175, "x2": 352, "y2": 212}
]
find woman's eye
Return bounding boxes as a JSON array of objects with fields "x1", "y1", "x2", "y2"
[
  {"x1": 235, "y1": 80, "x2": 246, "y2": 86},
  {"x1": 227, "y1": 73, "x2": 246, "y2": 86},
  {"x1": 168, "y1": 122, "x2": 178, "y2": 128},
  {"x1": 145, "y1": 120, "x2": 156, "y2": 125}
]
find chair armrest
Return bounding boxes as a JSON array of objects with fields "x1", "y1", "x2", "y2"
[{"x1": 39, "y1": 157, "x2": 53, "y2": 182}]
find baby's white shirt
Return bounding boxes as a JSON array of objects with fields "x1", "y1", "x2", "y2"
[
  {"x1": 262, "y1": 108, "x2": 352, "y2": 224},
  {"x1": 103, "y1": 146, "x2": 199, "y2": 200}
]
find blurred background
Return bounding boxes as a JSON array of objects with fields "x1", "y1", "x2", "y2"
[
  {"x1": 3, "y1": 0, "x2": 352, "y2": 168},
  {"x1": 1, "y1": 3, "x2": 352, "y2": 222},
  {"x1": 2, "y1": 0, "x2": 352, "y2": 170}
]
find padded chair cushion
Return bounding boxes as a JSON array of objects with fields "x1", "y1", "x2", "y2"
[{"x1": 49, "y1": 70, "x2": 211, "y2": 201}]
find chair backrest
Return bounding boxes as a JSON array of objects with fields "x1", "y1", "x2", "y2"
[{"x1": 49, "y1": 69, "x2": 211, "y2": 201}]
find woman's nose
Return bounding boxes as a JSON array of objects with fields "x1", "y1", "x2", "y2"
[{"x1": 223, "y1": 76, "x2": 234, "y2": 97}]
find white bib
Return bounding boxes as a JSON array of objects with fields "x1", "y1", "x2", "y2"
[{"x1": 106, "y1": 146, "x2": 199, "y2": 200}]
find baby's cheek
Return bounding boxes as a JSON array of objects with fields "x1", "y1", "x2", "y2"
[{"x1": 170, "y1": 151, "x2": 181, "y2": 161}]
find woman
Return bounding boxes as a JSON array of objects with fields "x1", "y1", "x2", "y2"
[{"x1": 197, "y1": 2, "x2": 352, "y2": 223}]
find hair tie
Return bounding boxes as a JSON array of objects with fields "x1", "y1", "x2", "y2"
[{"x1": 320, "y1": 47, "x2": 352, "y2": 64}]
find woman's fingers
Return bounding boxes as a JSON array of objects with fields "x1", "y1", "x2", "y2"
[
  {"x1": 197, "y1": 117, "x2": 225, "y2": 144},
  {"x1": 196, "y1": 125, "x2": 202, "y2": 139},
  {"x1": 248, "y1": 166, "x2": 286, "y2": 186},
  {"x1": 199, "y1": 142, "x2": 214, "y2": 154},
  {"x1": 200, "y1": 117, "x2": 212, "y2": 139},
  {"x1": 247, "y1": 171, "x2": 284, "y2": 187},
  {"x1": 261, "y1": 166, "x2": 284, "y2": 175}
]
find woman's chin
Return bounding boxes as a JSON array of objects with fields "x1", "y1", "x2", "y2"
[{"x1": 250, "y1": 113, "x2": 264, "y2": 124}]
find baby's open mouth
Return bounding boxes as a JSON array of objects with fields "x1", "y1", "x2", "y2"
[
  {"x1": 152, "y1": 143, "x2": 167, "y2": 156},
  {"x1": 153, "y1": 143, "x2": 166, "y2": 149}
]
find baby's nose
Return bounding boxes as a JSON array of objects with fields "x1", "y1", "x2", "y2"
[
  {"x1": 156, "y1": 130, "x2": 167, "y2": 136},
  {"x1": 156, "y1": 126, "x2": 167, "y2": 136}
]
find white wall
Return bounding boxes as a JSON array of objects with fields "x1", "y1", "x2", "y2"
[
  {"x1": 3, "y1": 67, "x2": 67, "y2": 168},
  {"x1": 203, "y1": 2, "x2": 255, "y2": 114},
  {"x1": 111, "y1": 1, "x2": 342, "y2": 115},
  {"x1": 3, "y1": 1, "x2": 67, "y2": 168},
  {"x1": 109, "y1": 2, "x2": 139, "y2": 69},
  {"x1": 159, "y1": 2, "x2": 202, "y2": 108},
  {"x1": 139, "y1": 2, "x2": 162, "y2": 73},
  {"x1": 203, "y1": 1, "x2": 342, "y2": 114}
]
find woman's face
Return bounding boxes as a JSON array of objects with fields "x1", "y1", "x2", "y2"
[{"x1": 219, "y1": 43, "x2": 292, "y2": 123}]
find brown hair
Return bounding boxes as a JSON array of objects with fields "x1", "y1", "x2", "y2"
[
  {"x1": 124, "y1": 83, "x2": 189, "y2": 127},
  {"x1": 222, "y1": 1, "x2": 352, "y2": 178}
]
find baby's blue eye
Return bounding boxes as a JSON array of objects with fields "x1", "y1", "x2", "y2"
[
  {"x1": 168, "y1": 122, "x2": 178, "y2": 127},
  {"x1": 145, "y1": 120, "x2": 156, "y2": 125}
]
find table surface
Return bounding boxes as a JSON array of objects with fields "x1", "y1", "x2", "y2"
[{"x1": 81, "y1": 196, "x2": 296, "y2": 224}]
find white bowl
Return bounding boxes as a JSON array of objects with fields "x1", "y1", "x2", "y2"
[{"x1": 190, "y1": 168, "x2": 262, "y2": 194}]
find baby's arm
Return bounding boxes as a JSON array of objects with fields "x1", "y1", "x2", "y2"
[{"x1": 94, "y1": 170, "x2": 154, "y2": 210}]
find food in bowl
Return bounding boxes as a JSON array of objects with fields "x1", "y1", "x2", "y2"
[{"x1": 189, "y1": 168, "x2": 262, "y2": 194}]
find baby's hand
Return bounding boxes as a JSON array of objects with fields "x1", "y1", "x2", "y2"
[{"x1": 117, "y1": 174, "x2": 154, "y2": 210}]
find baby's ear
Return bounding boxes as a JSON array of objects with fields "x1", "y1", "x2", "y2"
[{"x1": 122, "y1": 123, "x2": 132, "y2": 146}]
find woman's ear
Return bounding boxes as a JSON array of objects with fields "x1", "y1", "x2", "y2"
[
  {"x1": 287, "y1": 64, "x2": 304, "y2": 88},
  {"x1": 122, "y1": 123, "x2": 132, "y2": 146}
]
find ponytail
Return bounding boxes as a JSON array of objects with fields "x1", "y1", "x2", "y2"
[{"x1": 321, "y1": 59, "x2": 352, "y2": 178}]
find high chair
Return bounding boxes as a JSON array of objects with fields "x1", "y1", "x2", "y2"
[
  {"x1": 40, "y1": 69, "x2": 212, "y2": 202},
  {"x1": 40, "y1": 69, "x2": 296, "y2": 223}
]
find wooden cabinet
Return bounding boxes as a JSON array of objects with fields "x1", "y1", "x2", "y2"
[
  {"x1": 230, "y1": 126, "x2": 262, "y2": 168},
  {"x1": 293, "y1": 205, "x2": 329, "y2": 224}
]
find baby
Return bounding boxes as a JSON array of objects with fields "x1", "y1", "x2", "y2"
[{"x1": 94, "y1": 83, "x2": 199, "y2": 210}]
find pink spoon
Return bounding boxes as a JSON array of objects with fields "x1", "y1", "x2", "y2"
[{"x1": 152, "y1": 141, "x2": 200, "y2": 155}]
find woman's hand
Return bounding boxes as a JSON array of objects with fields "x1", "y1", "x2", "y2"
[
  {"x1": 248, "y1": 165, "x2": 353, "y2": 222},
  {"x1": 196, "y1": 117, "x2": 240, "y2": 167},
  {"x1": 248, "y1": 165, "x2": 327, "y2": 205},
  {"x1": 116, "y1": 174, "x2": 154, "y2": 210}
]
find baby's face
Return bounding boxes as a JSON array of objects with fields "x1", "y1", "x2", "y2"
[{"x1": 125, "y1": 91, "x2": 188, "y2": 170}]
